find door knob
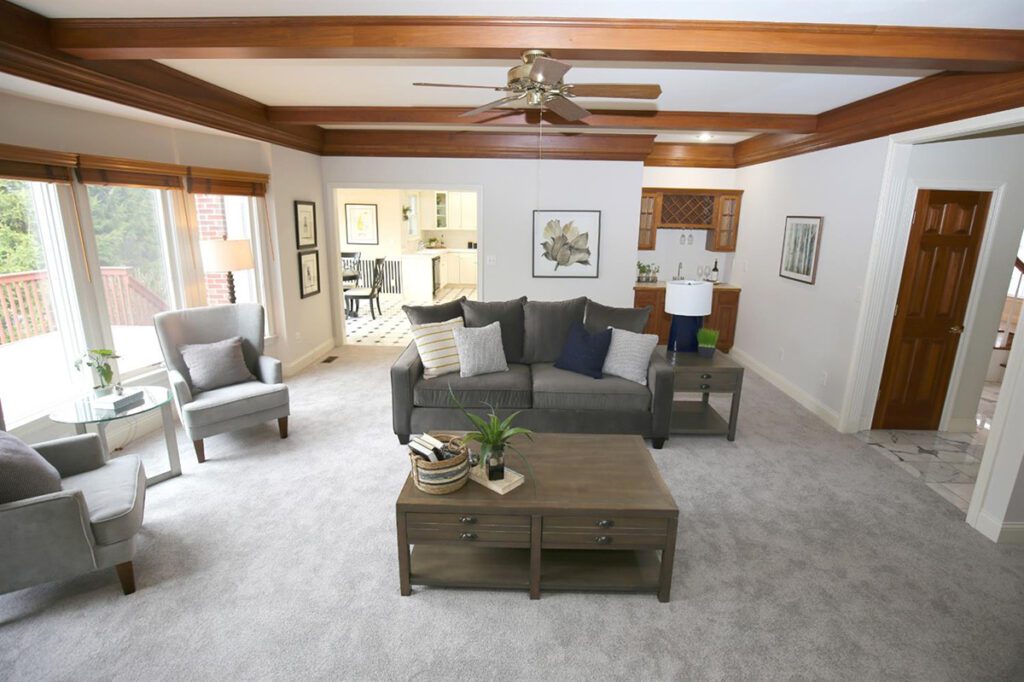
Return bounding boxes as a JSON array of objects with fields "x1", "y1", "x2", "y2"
[{"x1": 949, "y1": 325, "x2": 964, "y2": 335}]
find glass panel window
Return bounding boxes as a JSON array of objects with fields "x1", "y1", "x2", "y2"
[
  {"x1": 0, "y1": 179, "x2": 84, "y2": 425},
  {"x1": 194, "y1": 194, "x2": 261, "y2": 306},
  {"x1": 87, "y1": 185, "x2": 175, "y2": 374}
]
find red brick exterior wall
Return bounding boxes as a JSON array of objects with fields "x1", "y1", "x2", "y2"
[{"x1": 195, "y1": 194, "x2": 231, "y2": 305}]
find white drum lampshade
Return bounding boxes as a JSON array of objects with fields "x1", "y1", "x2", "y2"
[
  {"x1": 199, "y1": 238, "x2": 254, "y2": 304},
  {"x1": 665, "y1": 280, "x2": 713, "y2": 352}
]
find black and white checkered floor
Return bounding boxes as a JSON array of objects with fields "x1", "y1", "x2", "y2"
[{"x1": 344, "y1": 286, "x2": 476, "y2": 346}]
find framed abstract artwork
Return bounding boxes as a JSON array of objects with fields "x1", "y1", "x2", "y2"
[
  {"x1": 779, "y1": 216, "x2": 823, "y2": 284},
  {"x1": 532, "y1": 210, "x2": 601, "y2": 278},
  {"x1": 294, "y1": 200, "x2": 317, "y2": 249},
  {"x1": 345, "y1": 203, "x2": 379, "y2": 245},
  {"x1": 298, "y1": 250, "x2": 321, "y2": 298}
]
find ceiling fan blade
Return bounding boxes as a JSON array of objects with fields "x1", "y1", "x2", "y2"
[
  {"x1": 413, "y1": 82, "x2": 510, "y2": 91},
  {"x1": 529, "y1": 56, "x2": 572, "y2": 85},
  {"x1": 459, "y1": 94, "x2": 527, "y2": 118},
  {"x1": 568, "y1": 84, "x2": 662, "y2": 99},
  {"x1": 544, "y1": 96, "x2": 591, "y2": 122}
]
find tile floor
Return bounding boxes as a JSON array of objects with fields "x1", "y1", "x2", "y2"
[
  {"x1": 344, "y1": 285, "x2": 476, "y2": 346},
  {"x1": 855, "y1": 381, "x2": 1000, "y2": 513}
]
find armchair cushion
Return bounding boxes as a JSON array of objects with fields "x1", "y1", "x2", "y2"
[
  {"x1": 181, "y1": 380, "x2": 289, "y2": 429},
  {"x1": 180, "y1": 336, "x2": 255, "y2": 392},
  {"x1": 61, "y1": 455, "x2": 145, "y2": 546},
  {"x1": 257, "y1": 355, "x2": 283, "y2": 385},
  {"x1": 0, "y1": 431, "x2": 61, "y2": 504},
  {"x1": 34, "y1": 433, "x2": 106, "y2": 477}
]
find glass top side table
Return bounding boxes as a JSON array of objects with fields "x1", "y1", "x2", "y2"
[{"x1": 49, "y1": 386, "x2": 181, "y2": 486}]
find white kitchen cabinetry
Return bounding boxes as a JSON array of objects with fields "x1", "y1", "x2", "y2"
[
  {"x1": 439, "y1": 252, "x2": 449, "y2": 285},
  {"x1": 460, "y1": 192, "x2": 477, "y2": 229},
  {"x1": 430, "y1": 191, "x2": 478, "y2": 230},
  {"x1": 457, "y1": 253, "x2": 478, "y2": 284}
]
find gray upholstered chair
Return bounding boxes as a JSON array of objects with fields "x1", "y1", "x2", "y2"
[
  {"x1": 0, "y1": 402, "x2": 146, "y2": 596},
  {"x1": 153, "y1": 303, "x2": 289, "y2": 463}
]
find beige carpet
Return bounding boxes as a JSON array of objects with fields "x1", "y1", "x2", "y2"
[{"x1": 2, "y1": 346, "x2": 1023, "y2": 681}]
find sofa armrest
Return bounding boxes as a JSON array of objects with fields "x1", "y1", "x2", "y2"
[
  {"x1": 647, "y1": 347, "x2": 674, "y2": 439},
  {"x1": 167, "y1": 369, "x2": 193, "y2": 407},
  {"x1": 257, "y1": 355, "x2": 283, "y2": 385},
  {"x1": 391, "y1": 342, "x2": 423, "y2": 440},
  {"x1": 35, "y1": 433, "x2": 106, "y2": 477}
]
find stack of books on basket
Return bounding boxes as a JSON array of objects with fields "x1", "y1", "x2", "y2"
[{"x1": 408, "y1": 434, "x2": 460, "y2": 462}]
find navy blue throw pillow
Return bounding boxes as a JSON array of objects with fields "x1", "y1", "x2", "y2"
[{"x1": 554, "y1": 322, "x2": 612, "y2": 379}]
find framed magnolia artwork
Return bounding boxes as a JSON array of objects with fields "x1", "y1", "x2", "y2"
[
  {"x1": 779, "y1": 216, "x2": 823, "y2": 284},
  {"x1": 345, "y1": 203, "x2": 380, "y2": 245},
  {"x1": 294, "y1": 200, "x2": 317, "y2": 249},
  {"x1": 532, "y1": 210, "x2": 601, "y2": 278}
]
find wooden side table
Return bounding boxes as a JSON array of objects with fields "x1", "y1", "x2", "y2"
[{"x1": 665, "y1": 349, "x2": 744, "y2": 441}]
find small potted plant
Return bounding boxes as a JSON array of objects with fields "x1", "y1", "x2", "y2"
[
  {"x1": 637, "y1": 262, "x2": 651, "y2": 283},
  {"x1": 696, "y1": 328, "x2": 719, "y2": 358},
  {"x1": 75, "y1": 348, "x2": 120, "y2": 396},
  {"x1": 449, "y1": 388, "x2": 533, "y2": 481}
]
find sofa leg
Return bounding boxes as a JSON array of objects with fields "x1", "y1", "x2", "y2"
[
  {"x1": 115, "y1": 561, "x2": 136, "y2": 595},
  {"x1": 278, "y1": 417, "x2": 289, "y2": 439},
  {"x1": 194, "y1": 439, "x2": 206, "y2": 463},
  {"x1": 652, "y1": 438, "x2": 666, "y2": 450},
  {"x1": 398, "y1": 434, "x2": 410, "y2": 445}
]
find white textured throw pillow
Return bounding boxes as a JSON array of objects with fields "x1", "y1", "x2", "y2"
[
  {"x1": 411, "y1": 317, "x2": 464, "y2": 379},
  {"x1": 453, "y1": 321, "x2": 509, "y2": 378},
  {"x1": 602, "y1": 327, "x2": 659, "y2": 385}
]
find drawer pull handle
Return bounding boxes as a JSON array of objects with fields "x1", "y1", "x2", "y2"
[
  {"x1": 596, "y1": 519, "x2": 614, "y2": 528},
  {"x1": 594, "y1": 535, "x2": 613, "y2": 545},
  {"x1": 700, "y1": 384, "x2": 710, "y2": 390},
  {"x1": 459, "y1": 516, "x2": 477, "y2": 524},
  {"x1": 459, "y1": 532, "x2": 477, "y2": 541},
  {"x1": 701, "y1": 373, "x2": 712, "y2": 379}
]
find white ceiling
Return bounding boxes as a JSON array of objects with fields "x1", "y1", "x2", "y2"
[
  {"x1": 15, "y1": 0, "x2": 1024, "y2": 28},
  {"x1": 159, "y1": 58, "x2": 928, "y2": 114}
]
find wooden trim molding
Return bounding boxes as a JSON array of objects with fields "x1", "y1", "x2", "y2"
[
  {"x1": 269, "y1": 106, "x2": 818, "y2": 133},
  {"x1": 322, "y1": 130, "x2": 656, "y2": 161},
  {"x1": 187, "y1": 166, "x2": 269, "y2": 196},
  {"x1": 644, "y1": 143, "x2": 736, "y2": 168},
  {"x1": 51, "y1": 16, "x2": 1024, "y2": 71},
  {"x1": 0, "y1": 142, "x2": 78, "y2": 167},
  {"x1": 0, "y1": 143, "x2": 78, "y2": 182},
  {"x1": 77, "y1": 153, "x2": 187, "y2": 188}
]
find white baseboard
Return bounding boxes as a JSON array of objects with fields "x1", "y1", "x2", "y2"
[
  {"x1": 283, "y1": 338, "x2": 336, "y2": 377},
  {"x1": 730, "y1": 347, "x2": 841, "y2": 430},
  {"x1": 973, "y1": 509, "x2": 1024, "y2": 544},
  {"x1": 944, "y1": 416, "x2": 979, "y2": 434}
]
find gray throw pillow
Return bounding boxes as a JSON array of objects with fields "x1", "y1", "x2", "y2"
[
  {"x1": 0, "y1": 431, "x2": 61, "y2": 504},
  {"x1": 179, "y1": 336, "x2": 255, "y2": 392},
  {"x1": 403, "y1": 297, "x2": 466, "y2": 326},
  {"x1": 602, "y1": 328, "x2": 659, "y2": 385},
  {"x1": 461, "y1": 297, "x2": 527, "y2": 364},
  {"x1": 522, "y1": 297, "x2": 587, "y2": 364},
  {"x1": 584, "y1": 300, "x2": 652, "y2": 334},
  {"x1": 453, "y1": 322, "x2": 509, "y2": 378}
]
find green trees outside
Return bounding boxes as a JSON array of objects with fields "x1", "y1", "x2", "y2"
[
  {"x1": 87, "y1": 185, "x2": 168, "y2": 298},
  {"x1": 0, "y1": 180, "x2": 42, "y2": 274}
]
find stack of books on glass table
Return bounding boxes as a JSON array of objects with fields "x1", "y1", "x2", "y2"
[{"x1": 92, "y1": 389, "x2": 144, "y2": 413}]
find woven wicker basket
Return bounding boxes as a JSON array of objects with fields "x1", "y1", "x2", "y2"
[{"x1": 408, "y1": 434, "x2": 470, "y2": 495}]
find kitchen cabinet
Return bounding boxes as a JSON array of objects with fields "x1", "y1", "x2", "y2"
[
  {"x1": 633, "y1": 283, "x2": 741, "y2": 352},
  {"x1": 637, "y1": 188, "x2": 743, "y2": 253},
  {"x1": 439, "y1": 252, "x2": 449, "y2": 285},
  {"x1": 638, "y1": 192, "x2": 659, "y2": 251},
  {"x1": 460, "y1": 192, "x2": 478, "y2": 229},
  {"x1": 430, "y1": 192, "x2": 478, "y2": 230},
  {"x1": 457, "y1": 252, "x2": 478, "y2": 284}
]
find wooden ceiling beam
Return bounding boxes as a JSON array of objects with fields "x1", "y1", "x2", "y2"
[
  {"x1": 644, "y1": 143, "x2": 736, "y2": 168},
  {"x1": 268, "y1": 106, "x2": 818, "y2": 133},
  {"x1": 734, "y1": 70, "x2": 1024, "y2": 167},
  {"x1": 51, "y1": 16, "x2": 1024, "y2": 71},
  {"x1": 322, "y1": 129, "x2": 656, "y2": 161}
]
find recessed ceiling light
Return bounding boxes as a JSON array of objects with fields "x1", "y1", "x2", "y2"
[{"x1": 696, "y1": 132, "x2": 715, "y2": 142}]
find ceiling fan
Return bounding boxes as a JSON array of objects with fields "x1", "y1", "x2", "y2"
[{"x1": 413, "y1": 49, "x2": 662, "y2": 122}]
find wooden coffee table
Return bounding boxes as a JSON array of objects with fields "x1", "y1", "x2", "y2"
[{"x1": 395, "y1": 433, "x2": 679, "y2": 602}]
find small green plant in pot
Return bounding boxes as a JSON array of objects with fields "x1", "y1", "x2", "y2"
[
  {"x1": 449, "y1": 387, "x2": 534, "y2": 481},
  {"x1": 696, "y1": 328, "x2": 719, "y2": 358},
  {"x1": 75, "y1": 348, "x2": 120, "y2": 394}
]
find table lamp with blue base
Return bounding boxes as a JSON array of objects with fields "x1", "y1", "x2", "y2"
[{"x1": 665, "y1": 280, "x2": 713, "y2": 353}]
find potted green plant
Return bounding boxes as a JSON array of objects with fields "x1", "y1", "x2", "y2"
[
  {"x1": 637, "y1": 261, "x2": 650, "y2": 283},
  {"x1": 75, "y1": 348, "x2": 120, "y2": 395},
  {"x1": 696, "y1": 328, "x2": 719, "y2": 358},
  {"x1": 449, "y1": 388, "x2": 533, "y2": 481}
]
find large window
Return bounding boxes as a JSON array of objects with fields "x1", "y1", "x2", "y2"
[{"x1": 194, "y1": 193, "x2": 262, "y2": 306}]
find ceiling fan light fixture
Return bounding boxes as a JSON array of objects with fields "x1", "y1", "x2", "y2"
[{"x1": 696, "y1": 132, "x2": 716, "y2": 142}]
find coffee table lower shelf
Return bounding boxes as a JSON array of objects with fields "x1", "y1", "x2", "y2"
[{"x1": 409, "y1": 545, "x2": 662, "y2": 594}]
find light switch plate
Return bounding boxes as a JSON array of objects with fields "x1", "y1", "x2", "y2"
[{"x1": 485, "y1": 255, "x2": 496, "y2": 265}]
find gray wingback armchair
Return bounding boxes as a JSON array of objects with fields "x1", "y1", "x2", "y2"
[
  {"x1": 0, "y1": 403, "x2": 146, "y2": 596},
  {"x1": 153, "y1": 303, "x2": 289, "y2": 463}
]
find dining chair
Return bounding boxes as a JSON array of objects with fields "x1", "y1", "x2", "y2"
[
  {"x1": 341, "y1": 252, "x2": 362, "y2": 318},
  {"x1": 344, "y1": 258, "x2": 386, "y2": 319}
]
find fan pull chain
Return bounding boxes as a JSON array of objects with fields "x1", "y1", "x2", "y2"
[{"x1": 536, "y1": 108, "x2": 543, "y2": 209}]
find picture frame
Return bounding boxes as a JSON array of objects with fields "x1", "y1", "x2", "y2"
[
  {"x1": 298, "y1": 250, "x2": 321, "y2": 299},
  {"x1": 294, "y1": 200, "x2": 317, "y2": 249},
  {"x1": 532, "y1": 210, "x2": 601, "y2": 279},
  {"x1": 779, "y1": 216, "x2": 823, "y2": 284},
  {"x1": 345, "y1": 203, "x2": 379, "y2": 245}
]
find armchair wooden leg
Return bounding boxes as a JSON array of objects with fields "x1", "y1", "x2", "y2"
[
  {"x1": 278, "y1": 417, "x2": 289, "y2": 439},
  {"x1": 115, "y1": 561, "x2": 136, "y2": 595},
  {"x1": 194, "y1": 439, "x2": 206, "y2": 463}
]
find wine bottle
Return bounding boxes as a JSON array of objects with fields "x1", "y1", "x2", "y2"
[{"x1": 711, "y1": 259, "x2": 720, "y2": 283}]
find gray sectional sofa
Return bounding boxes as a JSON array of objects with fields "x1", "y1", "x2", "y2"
[{"x1": 390, "y1": 296, "x2": 673, "y2": 448}]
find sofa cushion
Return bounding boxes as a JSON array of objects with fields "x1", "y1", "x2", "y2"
[
  {"x1": 554, "y1": 322, "x2": 612, "y2": 379},
  {"x1": 403, "y1": 297, "x2": 466, "y2": 326},
  {"x1": 531, "y1": 363, "x2": 651, "y2": 411},
  {"x1": 462, "y1": 297, "x2": 527, "y2": 364},
  {"x1": 414, "y1": 363, "x2": 532, "y2": 409},
  {"x1": 603, "y1": 328, "x2": 660, "y2": 385},
  {"x1": 522, "y1": 297, "x2": 587, "y2": 364},
  {"x1": 61, "y1": 454, "x2": 145, "y2": 546},
  {"x1": 411, "y1": 317, "x2": 463, "y2": 379},
  {"x1": 453, "y1": 322, "x2": 509, "y2": 378},
  {"x1": 179, "y1": 336, "x2": 255, "y2": 392},
  {"x1": 584, "y1": 300, "x2": 652, "y2": 334},
  {"x1": 0, "y1": 431, "x2": 61, "y2": 504},
  {"x1": 181, "y1": 380, "x2": 290, "y2": 429}
]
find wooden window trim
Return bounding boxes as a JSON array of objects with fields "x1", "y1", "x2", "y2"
[
  {"x1": 77, "y1": 154, "x2": 188, "y2": 189},
  {"x1": 0, "y1": 143, "x2": 77, "y2": 183},
  {"x1": 187, "y1": 166, "x2": 268, "y2": 197}
]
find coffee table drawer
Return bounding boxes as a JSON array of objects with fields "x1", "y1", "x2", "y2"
[
  {"x1": 407, "y1": 512, "x2": 529, "y2": 530},
  {"x1": 544, "y1": 515, "x2": 668, "y2": 534},
  {"x1": 541, "y1": 531, "x2": 666, "y2": 550},
  {"x1": 675, "y1": 371, "x2": 738, "y2": 392},
  {"x1": 407, "y1": 526, "x2": 530, "y2": 547}
]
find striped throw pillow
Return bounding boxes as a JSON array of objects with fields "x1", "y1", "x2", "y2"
[{"x1": 411, "y1": 317, "x2": 464, "y2": 379}]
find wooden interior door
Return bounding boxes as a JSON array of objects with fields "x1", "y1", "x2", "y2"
[{"x1": 873, "y1": 189, "x2": 992, "y2": 430}]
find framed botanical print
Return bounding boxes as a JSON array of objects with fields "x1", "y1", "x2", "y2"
[
  {"x1": 294, "y1": 200, "x2": 317, "y2": 249},
  {"x1": 779, "y1": 216, "x2": 823, "y2": 284},
  {"x1": 298, "y1": 250, "x2": 321, "y2": 298},
  {"x1": 345, "y1": 203, "x2": 379, "y2": 245},
  {"x1": 532, "y1": 210, "x2": 601, "y2": 278}
]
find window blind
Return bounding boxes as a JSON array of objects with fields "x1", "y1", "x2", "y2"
[
  {"x1": 187, "y1": 167, "x2": 268, "y2": 197},
  {"x1": 76, "y1": 154, "x2": 187, "y2": 189},
  {"x1": 0, "y1": 143, "x2": 76, "y2": 183}
]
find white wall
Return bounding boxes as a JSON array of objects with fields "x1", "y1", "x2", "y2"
[
  {"x1": 321, "y1": 157, "x2": 643, "y2": 306},
  {"x1": 730, "y1": 139, "x2": 891, "y2": 424},
  {"x1": 336, "y1": 188, "x2": 408, "y2": 259}
]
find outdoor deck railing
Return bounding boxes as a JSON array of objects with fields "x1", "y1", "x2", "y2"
[{"x1": 0, "y1": 267, "x2": 167, "y2": 344}]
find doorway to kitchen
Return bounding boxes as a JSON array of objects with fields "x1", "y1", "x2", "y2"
[{"x1": 336, "y1": 187, "x2": 479, "y2": 346}]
